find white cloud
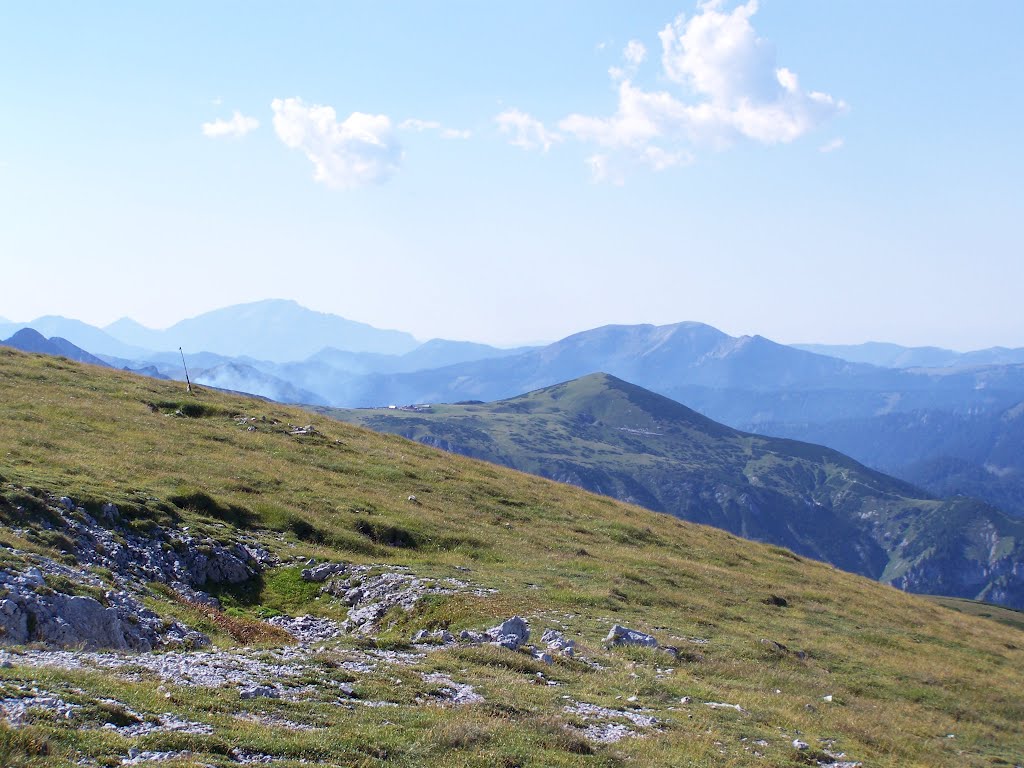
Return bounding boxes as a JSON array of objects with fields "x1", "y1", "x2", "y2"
[
  {"x1": 555, "y1": 0, "x2": 846, "y2": 180},
  {"x1": 586, "y1": 154, "x2": 609, "y2": 183},
  {"x1": 659, "y1": 0, "x2": 775, "y2": 104},
  {"x1": 201, "y1": 110, "x2": 259, "y2": 139},
  {"x1": 271, "y1": 98, "x2": 401, "y2": 188},
  {"x1": 819, "y1": 137, "x2": 845, "y2": 153},
  {"x1": 623, "y1": 40, "x2": 647, "y2": 66},
  {"x1": 642, "y1": 145, "x2": 691, "y2": 171},
  {"x1": 399, "y1": 118, "x2": 472, "y2": 140},
  {"x1": 495, "y1": 109, "x2": 561, "y2": 152},
  {"x1": 399, "y1": 118, "x2": 442, "y2": 132}
]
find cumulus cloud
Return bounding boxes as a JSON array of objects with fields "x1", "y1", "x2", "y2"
[
  {"x1": 495, "y1": 109, "x2": 561, "y2": 152},
  {"x1": 554, "y1": 1, "x2": 846, "y2": 180},
  {"x1": 271, "y1": 98, "x2": 401, "y2": 188},
  {"x1": 201, "y1": 110, "x2": 259, "y2": 139},
  {"x1": 819, "y1": 137, "x2": 845, "y2": 153}
]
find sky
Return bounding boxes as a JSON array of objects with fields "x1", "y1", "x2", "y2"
[{"x1": 1, "y1": 1, "x2": 1022, "y2": 350}]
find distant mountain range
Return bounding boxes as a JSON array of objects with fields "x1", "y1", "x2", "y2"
[
  {"x1": 321, "y1": 373, "x2": 1024, "y2": 608},
  {"x1": 103, "y1": 299, "x2": 420, "y2": 361},
  {"x1": 3, "y1": 300, "x2": 1024, "y2": 518},
  {"x1": 795, "y1": 341, "x2": 1024, "y2": 369},
  {"x1": 0, "y1": 299, "x2": 420, "y2": 361}
]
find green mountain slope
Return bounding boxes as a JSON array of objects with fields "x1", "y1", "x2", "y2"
[
  {"x1": 0, "y1": 351, "x2": 1022, "y2": 767},
  {"x1": 320, "y1": 373, "x2": 1024, "y2": 608}
]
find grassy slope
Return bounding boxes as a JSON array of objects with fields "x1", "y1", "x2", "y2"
[
  {"x1": 0, "y1": 349, "x2": 1021, "y2": 767},
  {"x1": 316, "y1": 374, "x2": 1024, "y2": 604},
  {"x1": 924, "y1": 596, "x2": 1024, "y2": 633}
]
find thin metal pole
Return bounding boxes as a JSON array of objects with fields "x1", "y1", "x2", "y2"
[{"x1": 179, "y1": 347, "x2": 192, "y2": 393}]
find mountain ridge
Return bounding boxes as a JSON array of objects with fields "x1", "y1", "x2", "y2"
[{"x1": 320, "y1": 372, "x2": 1024, "y2": 608}]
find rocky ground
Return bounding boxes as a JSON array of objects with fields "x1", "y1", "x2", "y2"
[{"x1": 0, "y1": 489, "x2": 868, "y2": 766}]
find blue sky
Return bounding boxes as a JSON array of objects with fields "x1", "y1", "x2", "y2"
[{"x1": 1, "y1": 1, "x2": 1021, "y2": 349}]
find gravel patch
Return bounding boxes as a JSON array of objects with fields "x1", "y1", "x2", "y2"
[
  {"x1": 421, "y1": 672, "x2": 485, "y2": 704},
  {"x1": 563, "y1": 699, "x2": 659, "y2": 743},
  {"x1": 0, "y1": 689, "x2": 80, "y2": 724}
]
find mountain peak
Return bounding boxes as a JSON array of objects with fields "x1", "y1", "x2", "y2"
[
  {"x1": 498, "y1": 372, "x2": 737, "y2": 438},
  {"x1": 2, "y1": 327, "x2": 109, "y2": 367},
  {"x1": 5, "y1": 327, "x2": 48, "y2": 345}
]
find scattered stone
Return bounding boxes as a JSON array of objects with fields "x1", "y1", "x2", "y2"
[
  {"x1": 764, "y1": 595, "x2": 789, "y2": 607},
  {"x1": 582, "y1": 722, "x2": 636, "y2": 743},
  {"x1": 605, "y1": 624, "x2": 658, "y2": 648},
  {"x1": 793, "y1": 739, "x2": 810, "y2": 750},
  {"x1": 320, "y1": 563, "x2": 492, "y2": 635},
  {"x1": 234, "y1": 713, "x2": 317, "y2": 732},
  {"x1": 239, "y1": 685, "x2": 279, "y2": 700},
  {"x1": 229, "y1": 747, "x2": 295, "y2": 764},
  {"x1": 266, "y1": 615, "x2": 341, "y2": 644},
  {"x1": 564, "y1": 699, "x2": 659, "y2": 743},
  {"x1": 300, "y1": 562, "x2": 346, "y2": 583},
  {"x1": 705, "y1": 702, "x2": 746, "y2": 713},
  {"x1": 541, "y1": 627, "x2": 576, "y2": 656},
  {"x1": 122, "y1": 749, "x2": 192, "y2": 765},
  {"x1": 0, "y1": 690, "x2": 80, "y2": 725},
  {"x1": 421, "y1": 672, "x2": 484, "y2": 705},
  {"x1": 109, "y1": 711, "x2": 213, "y2": 737},
  {"x1": 411, "y1": 628, "x2": 455, "y2": 645}
]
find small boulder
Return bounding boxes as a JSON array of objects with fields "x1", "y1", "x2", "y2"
[
  {"x1": 489, "y1": 616, "x2": 529, "y2": 651},
  {"x1": 410, "y1": 628, "x2": 455, "y2": 644},
  {"x1": 301, "y1": 562, "x2": 347, "y2": 583},
  {"x1": 605, "y1": 624, "x2": 658, "y2": 648},
  {"x1": 541, "y1": 627, "x2": 577, "y2": 656}
]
